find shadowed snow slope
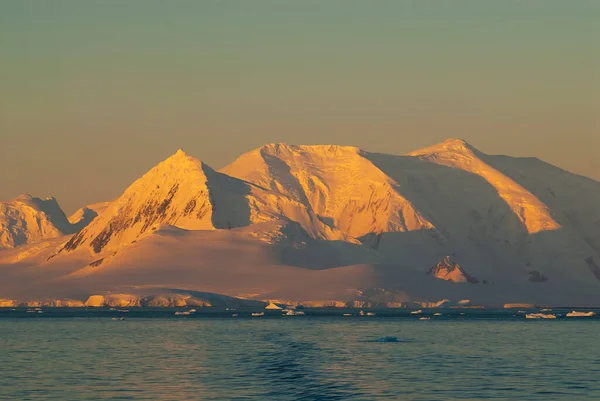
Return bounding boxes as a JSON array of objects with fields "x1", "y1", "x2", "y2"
[{"x1": 2, "y1": 140, "x2": 600, "y2": 306}]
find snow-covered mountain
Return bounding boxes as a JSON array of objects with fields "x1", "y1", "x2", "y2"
[
  {"x1": 56, "y1": 149, "x2": 340, "y2": 257},
  {"x1": 0, "y1": 194, "x2": 75, "y2": 249},
  {"x1": 2, "y1": 139, "x2": 600, "y2": 306},
  {"x1": 221, "y1": 144, "x2": 433, "y2": 239},
  {"x1": 69, "y1": 201, "x2": 111, "y2": 232}
]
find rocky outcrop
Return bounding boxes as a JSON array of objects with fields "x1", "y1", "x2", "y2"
[{"x1": 427, "y1": 256, "x2": 479, "y2": 283}]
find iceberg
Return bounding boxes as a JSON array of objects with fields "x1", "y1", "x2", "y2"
[
  {"x1": 265, "y1": 302, "x2": 282, "y2": 310},
  {"x1": 525, "y1": 313, "x2": 556, "y2": 319},
  {"x1": 566, "y1": 311, "x2": 595, "y2": 317}
]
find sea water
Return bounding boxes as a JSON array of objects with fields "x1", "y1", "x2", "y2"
[{"x1": 1, "y1": 310, "x2": 599, "y2": 400}]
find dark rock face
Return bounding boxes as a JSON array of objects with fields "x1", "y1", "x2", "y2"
[
  {"x1": 528, "y1": 270, "x2": 548, "y2": 283},
  {"x1": 88, "y1": 258, "x2": 105, "y2": 267},
  {"x1": 21, "y1": 195, "x2": 74, "y2": 234},
  {"x1": 70, "y1": 207, "x2": 99, "y2": 232},
  {"x1": 62, "y1": 230, "x2": 87, "y2": 252},
  {"x1": 427, "y1": 256, "x2": 479, "y2": 284},
  {"x1": 585, "y1": 256, "x2": 600, "y2": 281}
]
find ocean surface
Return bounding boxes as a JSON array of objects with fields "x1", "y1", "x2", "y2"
[{"x1": 1, "y1": 309, "x2": 599, "y2": 400}]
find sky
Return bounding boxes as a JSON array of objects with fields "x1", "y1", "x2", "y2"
[{"x1": 1, "y1": 0, "x2": 599, "y2": 213}]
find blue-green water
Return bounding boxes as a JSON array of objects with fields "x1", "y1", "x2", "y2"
[{"x1": 1, "y1": 310, "x2": 599, "y2": 400}]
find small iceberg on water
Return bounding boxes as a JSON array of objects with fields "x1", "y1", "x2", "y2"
[
  {"x1": 265, "y1": 302, "x2": 282, "y2": 310},
  {"x1": 282, "y1": 309, "x2": 305, "y2": 316},
  {"x1": 525, "y1": 313, "x2": 556, "y2": 319},
  {"x1": 566, "y1": 311, "x2": 595, "y2": 317}
]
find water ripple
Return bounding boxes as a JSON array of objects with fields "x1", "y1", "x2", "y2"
[{"x1": 0, "y1": 318, "x2": 599, "y2": 400}]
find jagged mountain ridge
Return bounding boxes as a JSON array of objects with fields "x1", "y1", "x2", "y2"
[
  {"x1": 2, "y1": 139, "x2": 600, "y2": 305},
  {"x1": 0, "y1": 194, "x2": 75, "y2": 249}
]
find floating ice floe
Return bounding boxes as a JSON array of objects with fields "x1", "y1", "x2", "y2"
[
  {"x1": 525, "y1": 313, "x2": 556, "y2": 319},
  {"x1": 282, "y1": 309, "x2": 305, "y2": 316},
  {"x1": 566, "y1": 311, "x2": 595, "y2": 317}
]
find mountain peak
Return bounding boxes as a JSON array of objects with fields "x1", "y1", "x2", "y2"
[
  {"x1": 440, "y1": 138, "x2": 472, "y2": 149},
  {"x1": 156, "y1": 149, "x2": 207, "y2": 173},
  {"x1": 14, "y1": 193, "x2": 35, "y2": 202},
  {"x1": 165, "y1": 148, "x2": 193, "y2": 162},
  {"x1": 407, "y1": 138, "x2": 476, "y2": 157}
]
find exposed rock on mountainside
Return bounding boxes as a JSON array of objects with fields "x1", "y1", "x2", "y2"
[{"x1": 427, "y1": 256, "x2": 479, "y2": 283}]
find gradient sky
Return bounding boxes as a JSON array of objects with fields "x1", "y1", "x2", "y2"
[{"x1": 1, "y1": 0, "x2": 599, "y2": 213}]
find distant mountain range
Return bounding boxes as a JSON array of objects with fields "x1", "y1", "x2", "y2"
[{"x1": 1, "y1": 139, "x2": 600, "y2": 307}]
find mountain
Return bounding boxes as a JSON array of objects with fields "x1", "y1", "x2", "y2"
[
  {"x1": 428, "y1": 256, "x2": 479, "y2": 284},
  {"x1": 68, "y1": 201, "x2": 111, "y2": 232},
  {"x1": 2, "y1": 139, "x2": 600, "y2": 307},
  {"x1": 0, "y1": 194, "x2": 75, "y2": 249},
  {"x1": 55, "y1": 149, "x2": 341, "y2": 258},
  {"x1": 221, "y1": 144, "x2": 434, "y2": 240}
]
